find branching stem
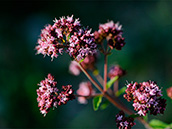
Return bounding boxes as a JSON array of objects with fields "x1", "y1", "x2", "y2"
[{"x1": 78, "y1": 63, "x2": 152, "y2": 129}]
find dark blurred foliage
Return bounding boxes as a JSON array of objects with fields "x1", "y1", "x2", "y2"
[{"x1": 0, "y1": 0, "x2": 172, "y2": 128}]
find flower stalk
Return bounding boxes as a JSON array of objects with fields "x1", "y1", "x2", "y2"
[
  {"x1": 78, "y1": 63, "x2": 152, "y2": 129},
  {"x1": 104, "y1": 54, "x2": 108, "y2": 91}
]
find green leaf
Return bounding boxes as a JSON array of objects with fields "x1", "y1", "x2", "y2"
[
  {"x1": 169, "y1": 123, "x2": 172, "y2": 128},
  {"x1": 149, "y1": 119, "x2": 169, "y2": 129},
  {"x1": 115, "y1": 87, "x2": 127, "y2": 97},
  {"x1": 79, "y1": 58, "x2": 85, "y2": 63},
  {"x1": 100, "y1": 100, "x2": 110, "y2": 110},
  {"x1": 67, "y1": 34, "x2": 71, "y2": 41},
  {"x1": 93, "y1": 96, "x2": 102, "y2": 111},
  {"x1": 106, "y1": 76, "x2": 119, "y2": 89}
]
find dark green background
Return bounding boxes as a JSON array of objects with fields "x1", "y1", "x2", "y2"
[{"x1": 1, "y1": 0, "x2": 172, "y2": 128}]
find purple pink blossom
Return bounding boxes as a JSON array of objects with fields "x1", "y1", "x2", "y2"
[
  {"x1": 69, "y1": 54, "x2": 97, "y2": 76},
  {"x1": 69, "y1": 61, "x2": 81, "y2": 76},
  {"x1": 115, "y1": 111, "x2": 135, "y2": 129},
  {"x1": 36, "y1": 74, "x2": 75, "y2": 116},
  {"x1": 76, "y1": 81, "x2": 95, "y2": 104},
  {"x1": 68, "y1": 28, "x2": 97, "y2": 61},
  {"x1": 94, "y1": 21, "x2": 125, "y2": 50},
  {"x1": 36, "y1": 74, "x2": 58, "y2": 116},
  {"x1": 35, "y1": 24, "x2": 64, "y2": 60},
  {"x1": 108, "y1": 65, "x2": 126, "y2": 79},
  {"x1": 57, "y1": 85, "x2": 75, "y2": 105},
  {"x1": 124, "y1": 81, "x2": 166, "y2": 116},
  {"x1": 166, "y1": 87, "x2": 172, "y2": 99},
  {"x1": 36, "y1": 15, "x2": 97, "y2": 62}
]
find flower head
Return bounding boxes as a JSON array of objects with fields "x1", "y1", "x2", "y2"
[
  {"x1": 94, "y1": 21, "x2": 125, "y2": 50},
  {"x1": 35, "y1": 24, "x2": 64, "y2": 60},
  {"x1": 69, "y1": 54, "x2": 97, "y2": 76},
  {"x1": 36, "y1": 74, "x2": 58, "y2": 116},
  {"x1": 68, "y1": 28, "x2": 97, "y2": 61},
  {"x1": 108, "y1": 65, "x2": 126, "y2": 79},
  {"x1": 37, "y1": 74, "x2": 75, "y2": 116},
  {"x1": 69, "y1": 61, "x2": 81, "y2": 76},
  {"x1": 77, "y1": 81, "x2": 95, "y2": 104},
  {"x1": 124, "y1": 81, "x2": 166, "y2": 116},
  {"x1": 166, "y1": 87, "x2": 172, "y2": 99},
  {"x1": 57, "y1": 85, "x2": 75, "y2": 105},
  {"x1": 115, "y1": 111, "x2": 135, "y2": 129},
  {"x1": 53, "y1": 15, "x2": 81, "y2": 36},
  {"x1": 36, "y1": 15, "x2": 97, "y2": 62}
]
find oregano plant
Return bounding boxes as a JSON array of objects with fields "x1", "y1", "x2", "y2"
[{"x1": 35, "y1": 15, "x2": 168, "y2": 129}]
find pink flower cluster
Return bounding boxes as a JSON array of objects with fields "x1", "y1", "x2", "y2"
[
  {"x1": 115, "y1": 111, "x2": 135, "y2": 129},
  {"x1": 76, "y1": 81, "x2": 95, "y2": 104},
  {"x1": 57, "y1": 85, "x2": 75, "y2": 105},
  {"x1": 68, "y1": 28, "x2": 97, "y2": 61},
  {"x1": 36, "y1": 74, "x2": 75, "y2": 116},
  {"x1": 166, "y1": 87, "x2": 172, "y2": 99},
  {"x1": 53, "y1": 15, "x2": 81, "y2": 35},
  {"x1": 36, "y1": 24, "x2": 63, "y2": 60},
  {"x1": 36, "y1": 15, "x2": 97, "y2": 61},
  {"x1": 124, "y1": 81, "x2": 166, "y2": 116},
  {"x1": 69, "y1": 55, "x2": 97, "y2": 76},
  {"x1": 108, "y1": 65, "x2": 126, "y2": 79},
  {"x1": 94, "y1": 21, "x2": 125, "y2": 50}
]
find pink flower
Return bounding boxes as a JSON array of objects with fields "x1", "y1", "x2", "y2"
[
  {"x1": 77, "y1": 81, "x2": 95, "y2": 104},
  {"x1": 166, "y1": 87, "x2": 172, "y2": 99},
  {"x1": 69, "y1": 55, "x2": 97, "y2": 76},
  {"x1": 69, "y1": 61, "x2": 81, "y2": 76},
  {"x1": 108, "y1": 65, "x2": 126, "y2": 79},
  {"x1": 36, "y1": 15, "x2": 97, "y2": 62},
  {"x1": 37, "y1": 74, "x2": 75, "y2": 116},
  {"x1": 124, "y1": 81, "x2": 166, "y2": 116},
  {"x1": 57, "y1": 85, "x2": 75, "y2": 106},
  {"x1": 115, "y1": 111, "x2": 135, "y2": 129},
  {"x1": 94, "y1": 21, "x2": 125, "y2": 50},
  {"x1": 68, "y1": 28, "x2": 97, "y2": 61},
  {"x1": 36, "y1": 24, "x2": 63, "y2": 60},
  {"x1": 36, "y1": 74, "x2": 58, "y2": 116}
]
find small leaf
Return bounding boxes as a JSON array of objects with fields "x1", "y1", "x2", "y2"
[
  {"x1": 115, "y1": 87, "x2": 127, "y2": 97},
  {"x1": 67, "y1": 34, "x2": 71, "y2": 41},
  {"x1": 149, "y1": 119, "x2": 169, "y2": 129},
  {"x1": 100, "y1": 100, "x2": 110, "y2": 110},
  {"x1": 106, "y1": 76, "x2": 119, "y2": 89},
  {"x1": 79, "y1": 58, "x2": 85, "y2": 63},
  {"x1": 93, "y1": 96, "x2": 102, "y2": 111}
]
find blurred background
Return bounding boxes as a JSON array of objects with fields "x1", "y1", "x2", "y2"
[{"x1": 1, "y1": 0, "x2": 172, "y2": 128}]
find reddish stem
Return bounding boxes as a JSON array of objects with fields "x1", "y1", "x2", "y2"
[
  {"x1": 78, "y1": 63, "x2": 104, "y2": 93},
  {"x1": 78, "y1": 63, "x2": 152, "y2": 129},
  {"x1": 104, "y1": 54, "x2": 108, "y2": 91}
]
